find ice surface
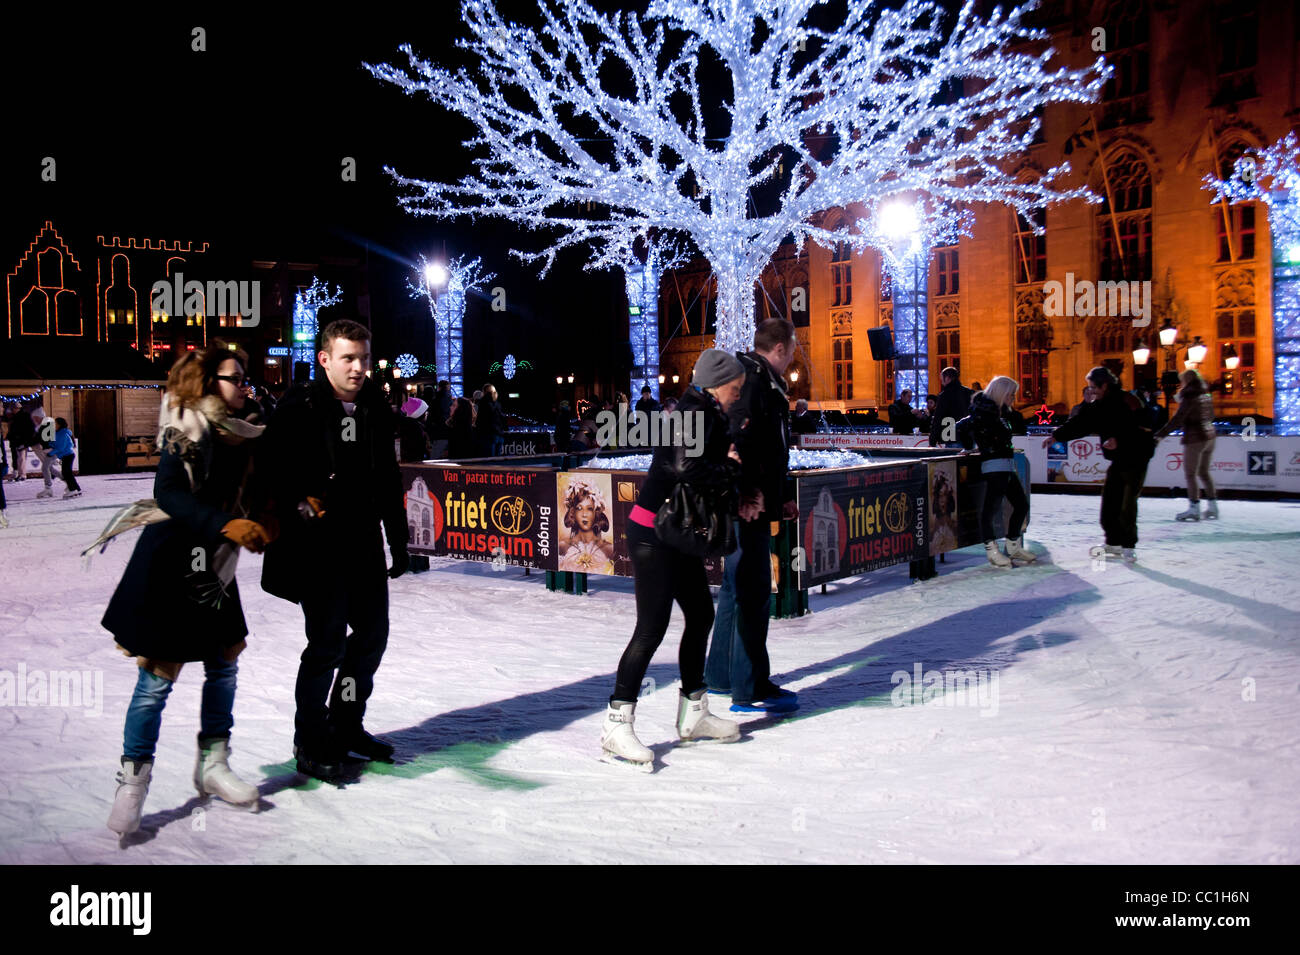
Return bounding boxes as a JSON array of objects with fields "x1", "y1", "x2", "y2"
[{"x1": 1, "y1": 475, "x2": 1297, "y2": 863}]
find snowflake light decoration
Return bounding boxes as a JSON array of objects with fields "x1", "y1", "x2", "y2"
[{"x1": 395, "y1": 353, "x2": 419, "y2": 378}]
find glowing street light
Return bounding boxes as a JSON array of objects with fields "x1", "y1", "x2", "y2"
[{"x1": 424, "y1": 262, "x2": 450, "y2": 288}]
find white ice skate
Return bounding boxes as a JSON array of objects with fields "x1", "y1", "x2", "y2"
[
  {"x1": 107, "y1": 758, "x2": 152, "y2": 836},
  {"x1": 36, "y1": 488, "x2": 53, "y2": 499},
  {"x1": 1088, "y1": 544, "x2": 1122, "y2": 559},
  {"x1": 985, "y1": 541, "x2": 1012, "y2": 568},
  {"x1": 676, "y1": 688, "x2": 740, "y2": 745},
  {"x1": 1175, "y1": 505, "x2": 1200, "y2": 521},
  {"x1": 194, "y1": 736, "x2": 259, "y2": 808},
  {"x1": 600, "y1": 701, "x2": 653, "y2": 772},
  {"x1": 0, "y1": 510, "x2": 8, "y2": 528},
  {"x1": 63, "y1": 489, "x2": 82, "y2": 500},
  {"x1": 1202, "y1": 500, "x2": 1219, "y2": 520},
  {"x1": 1004, "y1": 537, "x2": 1036, "y2": 563}
]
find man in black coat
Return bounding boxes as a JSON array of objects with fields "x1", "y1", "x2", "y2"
[
  {"x1": 703, "y1": 318, "x2": 799, "y2": 711},
  {"x1": 1049, "y1": 366, "x2": 1156, "y2": 561},
  {"x1": 889, "y1": 389, "x2": 921, "y2": 434},
  {"x1": 259, "y1": 319, "x2": 410, "y2": 781},
  {"x1": 929, "y1": 367, "x2": 973, "y2": 447}
]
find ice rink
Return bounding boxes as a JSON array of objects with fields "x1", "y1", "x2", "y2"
[{"x1": 1, "y1": 473, "x2": 1297, "y2": 864}]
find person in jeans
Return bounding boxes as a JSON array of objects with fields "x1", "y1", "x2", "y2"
[
  {"x1": 1048, "y1": 366, "x2": 1156, "y2": 563},
  {"x1": 1155, "y1": 370, "x2": 1218, "y2": 521},
  {"x1": 704, "y1": 318, "x2": 800, "y2": 713},
  {"x1": 957, "y1": 377, "x2": 1034, "y2": 568},
  {"x1": 601, "y1": 349, "x2": 746, "y2": 769},
  {"x1": 102, "y1": 344, "x2": 272, "y2": 835},
  {"x1": 47, "y1": 418, "x2": 82, "y2": 499}
]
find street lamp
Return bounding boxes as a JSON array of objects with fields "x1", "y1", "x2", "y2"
[
  {"x1": 1132, "y1": 340, "x2": 1151, "y2": 389},
  {"x1": 1187, "y1": 336, "x2": 1208, "y2": 367},
  {"x1": 1223, "y1": 343, "x2": 1240, "y2": 370}
]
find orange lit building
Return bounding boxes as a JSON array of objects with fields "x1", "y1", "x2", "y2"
[{"x1": 659, "y1": 0, "x2": 1291, "y2": 422}]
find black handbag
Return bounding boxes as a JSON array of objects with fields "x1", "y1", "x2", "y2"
[{"x1": 654, "y1": 481, "x2": 736, "y2": 557}]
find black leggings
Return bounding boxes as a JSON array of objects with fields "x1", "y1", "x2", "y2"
[
  {"x1": 979, "y1": 470, "x2": 1029, "y2": 542},
  {"x1": 61, "y1": 455, "x2": 80, "y2": 492},
  {"x1": 612, "y1": 522, "x2": 714, "y2": 703}
]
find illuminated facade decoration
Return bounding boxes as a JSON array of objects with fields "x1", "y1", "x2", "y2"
[
  {"x1": 95, "y1": 234, "x2": 210, "y2": 355},
  {"x1": 6, "y1": 221, "x2": 84, "y2": 340},
  {"x1": 625, "y1": 247, "x2": 661, "y2": 401}
]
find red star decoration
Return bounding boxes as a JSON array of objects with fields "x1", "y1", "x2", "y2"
[{"x1": 1033, "y1": 403, "x2": 1054, "y2": 425}]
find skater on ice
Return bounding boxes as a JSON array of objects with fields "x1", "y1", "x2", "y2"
[
  {"x1": 956, "y1": 376, "x2": 1035, "y2": 568},
  {"x1": 1047, "y1": 366, "x2": 1157, "y2": 563},
  {"x1": 1155, "y1": 370, "x2": 1219, "y2": 521},
  {"x1": 602, "y1": 348, "x2": 747, "y2": 770},
  {"x1": 100, "y1": 344, "x2": 273, "y2": 836},
  {"x1": 46, "y1": 417, "x2": 82, "y2": 499},
  {"x1": 704, "y1": 318, "x2": 800, "y2": 713},
  {"x1": 259, "y1": 319, "x2": 409, "y2": 783}
]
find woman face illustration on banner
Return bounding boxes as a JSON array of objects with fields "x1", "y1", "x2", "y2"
[{"x1": 558, "y1": 476, "x2": 615, "y2": 573}]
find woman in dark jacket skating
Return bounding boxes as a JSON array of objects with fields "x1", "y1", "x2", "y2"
[
  {"x1": 1155, "y1": 370, "x2": 1218, "y2": 521},
  {"x1": 957, "y1": 376, "x2": 1034, "y2": 568},
  {"x1": 601, "y1": 349, "x2": 749, "y2": 770},
  {"x1": 100, "y1": 344, "x2": 273, "y2": 835}
]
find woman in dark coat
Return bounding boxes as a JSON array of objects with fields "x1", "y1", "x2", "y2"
[
  {"x1": 1155, "y1": 370, "x2": 1218, "y2": 520},
  {"x1": 101, "y1": 344, "x2": 273, "y2": 835},
  {"x1": 447, "y1": 397, "x2": 475, "y2": 458},
  {"x1": 600, "y1": 349, "x2": 748, "y2": 770},
  {"x1": 957, "y1": 376, "x2": 1033, "y2": 568},
  {"x1": 473, "y1": 384, "x2": 505, "y2": 456}
]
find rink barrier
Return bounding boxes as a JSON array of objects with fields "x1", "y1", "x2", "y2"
[{"x1": 401, "y1": 448, "x2": 1026, "y2": 618}]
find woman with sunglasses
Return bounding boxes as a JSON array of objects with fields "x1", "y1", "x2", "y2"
[{"x1": 102, "y1": 344, "x2": 274, "y2": 836}]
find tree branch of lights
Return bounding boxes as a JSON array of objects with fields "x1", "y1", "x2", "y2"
[
  {"x1": 365, "y1": 0, "x2": 1105, "y2": 353},
  {"x1": 408, "y1": 254, "x2": 495, "y2": 397},
  {"x1": 1204, "y1": 131, "x2": 1300, "y2": 435},
  {"x1": 291, "y1": 278, "x2": 343, "y2": 380}
]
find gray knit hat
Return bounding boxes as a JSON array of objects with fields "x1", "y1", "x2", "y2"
[{"x1": 692, "y1": 348, "x2": 746, "y2": 388}]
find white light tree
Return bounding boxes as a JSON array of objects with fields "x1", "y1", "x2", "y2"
[
  {"x1": 408, "y1": 254, "x2": 495, "y2": 397},
  {"x1": 1204, "y1": 132, "x2": 1300, "y2": 435},
  {"x1": 367, "y1": 0, "x2": 1105, "y2": 353}
]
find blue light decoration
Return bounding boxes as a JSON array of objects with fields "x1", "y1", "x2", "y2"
[
  {"x1": 408, "y1": 254, "x2": 494, "y2": 398},
  {"x1": 866, "y1": 197, "x2": 972, "y2": 407},
  {"x1": 1204, "y1": 132, "x2": 1300, "y2": 435},
  {"x1": 395, "y1": 352, "x2": 419, "y2": 378},
  {"x1": 290, "y1": 278, "x2": 343, "y2": 380},
  {"x1": 625, "y1": 246, "x2": 661, "y2": 401},
  {"x1": 488, "y1": 355, "x2": 532, "y2": 380}
]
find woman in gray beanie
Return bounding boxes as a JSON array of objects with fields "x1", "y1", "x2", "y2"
[{"x1": 601, "y1": 348, "x2": 747, "y2": 769}]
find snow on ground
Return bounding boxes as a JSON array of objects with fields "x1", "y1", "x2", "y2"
[{"x1": 0, "y1": 474, "x2": 1297, "y2": 864}]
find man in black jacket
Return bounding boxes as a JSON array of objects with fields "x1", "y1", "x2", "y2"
[
  {"x1": 704, "y1": 318, "x2": 799, "y2": 712},
  {"x1": 260, "y1": 319, "x2": 410, "y2": 781},
  {"x1": 929, "y1": 367, "x2": 973, "y2": 447},
  {"x1": 889, "y1": 389, "x2": 920, "y2": 434},
  {"x1": 1048, "y1": 366, "x2": 1155, "y2": 562}
]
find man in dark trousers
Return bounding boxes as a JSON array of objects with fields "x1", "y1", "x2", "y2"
[
  {"x1": 929, "y1": 366, "x2": 973, "y2": 447},
  {"x1": 704, "y1": 318, "x2": 800, "y2": 712},
  {"x1": 260, "y1": 319, "x2": 410, "y2": 782},
  {"x1": 889, "y1": 389, "x2": 920, "y2": 434},
  {"x1": 1048, "y1": 366, "x2": 1156, "y2": 563}
]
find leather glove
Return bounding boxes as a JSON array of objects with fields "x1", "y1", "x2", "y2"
[
  {"x1": 221, "y1": 519, "x2": 270, "y2": 553},
  {"x1": 388, "y1": 547, "x2": 410, "y2": 579}
]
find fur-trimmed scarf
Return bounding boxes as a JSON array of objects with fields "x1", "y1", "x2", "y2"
[{"x1": 83, "y1": 394, "x2": 266, "y2": 572}]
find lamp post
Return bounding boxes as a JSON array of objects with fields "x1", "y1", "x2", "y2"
[
  {"x1": 1157, "y1": 317, "x2": 1180, "y2": 409},
  {"x1": 1132, "y1": 339, "x2": 1151, "y2": 389}
]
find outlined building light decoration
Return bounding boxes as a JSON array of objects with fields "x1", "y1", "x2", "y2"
[
  {"x1": 1204, "y1": 131, "x2": 1300, "y2": 435},
  {"x1": 395, "y1": 353, "x2": 420, "y2": 378},
  {"x1": 624, "y1": 243, "x2": 664, "y2": 401},
  {"x1": 409, "y1": 254, "x2": 494, "y2": 397},
  {"x1": 291, "y1": 277, "x2": 343, "y2": 380},
  {"x1": 365, "y1": 0, "x2": 1106, "y2": 353}
]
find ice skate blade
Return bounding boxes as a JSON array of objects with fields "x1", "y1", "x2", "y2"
[
  {"x1": 599, "y1": 751, "x2": 654, "y2": 773},
  {"x1": 676, "y1": 732, "x2": 740, "y2": 746}
]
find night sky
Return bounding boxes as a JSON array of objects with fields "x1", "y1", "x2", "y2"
[{"x1": 0, "y1": 3, "x2": 637, "y2": 406}]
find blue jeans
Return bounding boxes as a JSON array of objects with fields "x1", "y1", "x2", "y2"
[
  {"x1": 704, "y1": 542, "x2": 748, "y2": 696},
  {"x1": 122, "y1": 658, "x2": 238, "y2": 760},
  {"x1": 704, "y1": 518, "x2": 774, "y2": 702}
]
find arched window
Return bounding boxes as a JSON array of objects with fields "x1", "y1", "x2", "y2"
[
  {"x1": 1215, "y1": 139, "x2": 1257, "y2": 263},
  {"x1": 1015, "y1": 289, "x2": 1049, "y2": 402},
  {"x1": 1215, "y1": 266, "x2": 1256, "y2": 401},
  {"x1": 1096, "y1": 149, "x2": 1153, "y2": 281},
  {"x1": 1100, "y1": 0, "x2": 1150, "y2": 126}
]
